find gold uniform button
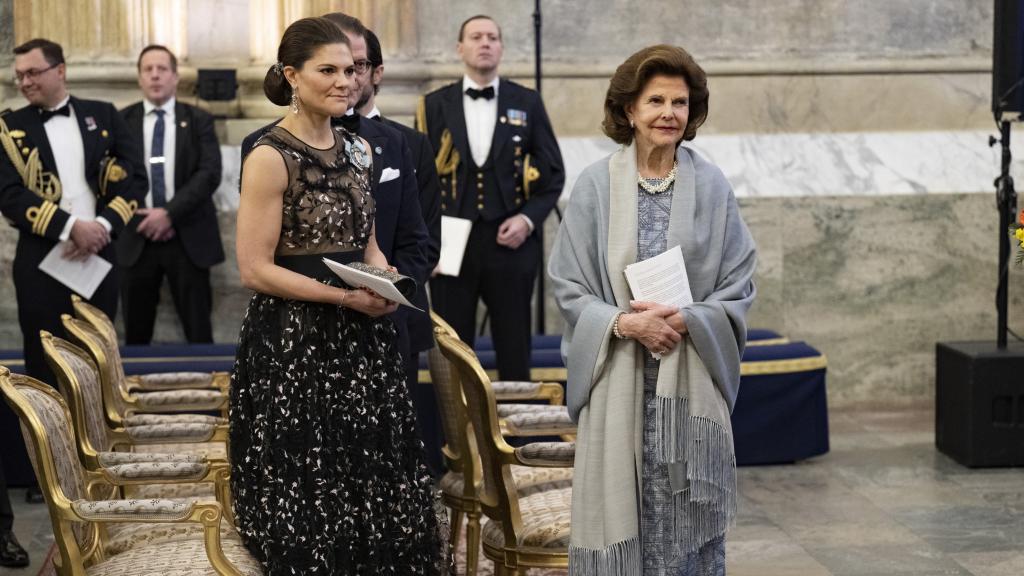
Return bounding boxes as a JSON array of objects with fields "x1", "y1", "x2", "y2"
[
  {"x1": 476, "y1": 172, "x2": 483, "y2": 179},
  {"x1": 515, "y1": 198, "x2": 522, "y2": 205},
  {"x1": 477, "y1": 182, "x2": 484, "y2": 189},
  {"x1": 477, "y1": 203, "x2": 484, "y2": 209}
]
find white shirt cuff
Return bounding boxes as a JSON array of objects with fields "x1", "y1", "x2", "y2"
[
  {"x1": 59, "y1": 216, "x2": 77, "y2": 242},
  {"x1": 519, "y1": 213, "x2": 534, "y2": 233},
  {"x1": 96, "y1": 217, "x2": 113, "y2": 233}
]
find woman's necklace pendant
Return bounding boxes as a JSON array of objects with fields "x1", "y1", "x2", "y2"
[{"x1": 638, "y1": 161, "x2": 678, "y2": 194}]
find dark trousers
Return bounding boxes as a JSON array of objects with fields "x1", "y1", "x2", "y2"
[
  {"x1": 0, "y1": 458, "x2": 11, "y2": 532},
  {"x1": 5, "y1": 236, "x2": 119, "y2": 488},
  {"x1": 431, "y1": 218, "x2": 538, "y2": 381},
  {"x1": 121, "y1": 236, "x2": 213, "y2": 345}
]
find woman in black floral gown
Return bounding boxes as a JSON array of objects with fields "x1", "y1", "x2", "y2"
[{"x1": 230, "y1": 17, "x2": 444, "y2": 575}]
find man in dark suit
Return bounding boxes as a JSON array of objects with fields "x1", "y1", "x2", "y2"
[
  {"x1": 0, "y1": 38, "x2": 147, "y2": 565},
  {"x1": 419, "y1": 15, "x2": 565, "y2": 380},
  {"x1": 120, "y1": 45, "x2": 224, "y2": 344},
  {"x1": 240, "y1": 15, "x2": 431, "y2": 392},
  {"x1": 357, "y1": 27, "x2": 445, "y2": 471}
]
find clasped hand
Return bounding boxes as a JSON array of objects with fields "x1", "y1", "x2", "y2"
[
  {"x1": 64, "y1": 219, "x2": 110, "y2": 261},
  {"x1": 344, "y1": 265, "x2": 400, "y2": 317},
  {"x1": 617, "y1": 301, "x2": 688, "y2": 355}
]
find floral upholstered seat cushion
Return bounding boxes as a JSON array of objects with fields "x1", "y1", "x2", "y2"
[
  {"x1": 124, "y1": 414, "x2": 226, "y2": 426},
  {"x1": 133, "y1": 389, "x2": 224, "y2": 410},
  {"x1": 104, "y1": 513, "x2": 237, "y2": 556},
  {"x1": 97, "y1": 451, "x2": 204, "y2": 467},
  {"x1": 440, "y1": 465, "x2": 572, "y2": 498},
  {"x1": 103, "y1": 461, "x2": 210, "y2": 480},
  {"x1": 84, "y1": 535, "x2": 263, "y2": 575},
  {"x1": 481, "y1": 486, "x2": 572, "y2": 549},
  {"x1": 133, "y1": 372, "x2": 215, "y2": 390}
]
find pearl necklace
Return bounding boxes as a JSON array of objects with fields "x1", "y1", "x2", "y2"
[{"x1": 638, "y1": 161, "x2": 678, "y2": 194}]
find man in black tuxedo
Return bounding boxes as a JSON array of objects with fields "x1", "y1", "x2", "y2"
[
  {"x1": 419, "y1": 15, "x2": 565, "y2": 380},
  {"x1": 120, "y1": 45, "x2": 224, "y2": 344},
  {"x1": 0, "y1": 38, "x2": 147, "y2": 566},
  {"x1": 357, "y1": 27, "x2": 444, "y2": 471},
  {"x1": 240, "y1": 15, "x2": 430, "y2": 391}
]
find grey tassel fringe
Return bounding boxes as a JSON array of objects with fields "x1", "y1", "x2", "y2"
[
  {"x1": 569, "y1": 536, "x2": 642, "y2": 576},
  {"x1": 655, "y1": 395, "x2": 737, "y2": 553}
]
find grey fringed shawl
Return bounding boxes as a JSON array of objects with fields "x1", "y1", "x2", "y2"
[{"x1": 548, "y1": 142, "x2": 756, "y2": 575}]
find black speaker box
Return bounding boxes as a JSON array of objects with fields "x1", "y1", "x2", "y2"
[
  {"x1": 936, "y1": 341, "x2": 1024, "y2": 467},
  {"x1": 993, "y1": 0, "x2": 1024, "y2": 117}
]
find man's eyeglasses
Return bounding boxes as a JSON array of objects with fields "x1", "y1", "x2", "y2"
[
  {"x1": 352, "y1": 60, "x2": 373, "y2": 75},
  {"x1": 13, "y1": 63, "x2": 59, "y2": 85}
]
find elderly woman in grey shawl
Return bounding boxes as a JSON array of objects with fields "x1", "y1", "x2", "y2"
[{"x1": 548, "y1": 45, "x2": 756, "y2": 576}]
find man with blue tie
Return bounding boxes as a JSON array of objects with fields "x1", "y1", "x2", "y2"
[{"x1": 120, "y1": 46, "x2": 224, "y2": 344}]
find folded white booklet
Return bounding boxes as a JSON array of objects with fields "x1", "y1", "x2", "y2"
[
  {"x1": 322, "y1": 258, "x2": 423, "y2": 311},
  {"x1": 438, "y1": 215, "x2": 472, "y2": 277},
  {"x1": 38, "y1": 242, "x2": 112, "y2": 299},
  {"x1": 623, "y1": 245, "x2": 693, "y2": 359},
  {"x1": 624, "y1": 245, "x2": 693, "y2": 309}
]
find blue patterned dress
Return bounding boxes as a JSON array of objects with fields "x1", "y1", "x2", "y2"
[{"x1": 638, "y1": 179, "x2": 726, "y2": 576}]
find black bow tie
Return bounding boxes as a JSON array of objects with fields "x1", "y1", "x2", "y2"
[
  {"x1": 38, "y1": 103, "x2": 70, "y2": 122},
  {"x1": 370, "y1": 114, "x2": 383, "y2": 122},
  {"x1": 334, "y1": 113, "x2": 361, "y2": 133},
  {"x1": 465, "y1": 86, "x2": 495, "y2": 101}
]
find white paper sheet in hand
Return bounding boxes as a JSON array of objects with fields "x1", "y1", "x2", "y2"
[
  {"x1": 38, "y1": 242, "x2": 113, "y2": 299},
  {"x1": 438, "y1": 215, "x2": 472, "y2": 276},
  {"x1": 623, "y1": 245, "x2": 693, "y2": 360},
  {"x1": 322, "y1": 258, "x2": 423, "y2": 311}
]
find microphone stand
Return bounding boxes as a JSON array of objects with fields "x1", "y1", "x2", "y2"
[{"x1": 993, "y1": 120, "x2": 1017, "y2": 348}]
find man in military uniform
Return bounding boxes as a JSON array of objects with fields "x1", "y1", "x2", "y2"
[
  {"x1": 419, "y1": 15, "x2": 564, "y2": 380},
  {"x1": 0, "y1": 38, "x2": 146, "y2": 536},
  {"x1": 0, "y1": 38, "x2": 146, "y2": 384}
]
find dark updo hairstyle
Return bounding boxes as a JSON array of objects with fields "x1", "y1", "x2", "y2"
[
  {"x1": 263, "y1": 17, "x2": 349, "y2": 106},
  {"x1": 602, "y1": 44, "x2": 709, "y2": 145}
]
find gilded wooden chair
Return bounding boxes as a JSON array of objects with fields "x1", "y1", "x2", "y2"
[
  {"x1": 42, "y1": 331, "x2": 229, "y2": 508},
  {"x1": 0, "y1": 367, "x2": 260, "y2": 575},
  {"x1": 62, "y1": 314, "x2": 227, "y2": 428},
  {"x1": 71, "y1": 295, "x2": 229, "y2": 408},
  {"x1": 436, "y1": 331, "x2": 575, "y2": 575}
]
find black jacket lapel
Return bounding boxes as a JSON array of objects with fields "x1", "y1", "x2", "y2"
[
  {"x1": 22, "y1": 108, "x2": 58, "y2": 179},
  {"x1": 442, "y1": 84, "x2": 470, "y2": 169},
  {"x1": 174, "y1": 101, "x2": 188, "y2": 187},
  {"x1": 71, "y1": 96, "x2": 100, "y2": 179}
]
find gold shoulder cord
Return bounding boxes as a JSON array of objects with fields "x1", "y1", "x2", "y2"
[
  {"x1": 0, "y1": 117, "x2": 62, "y2": 202},
  {"x1": 415, "y1": 95, "x2": 428, "y2": 135},
  {"x1": 435, "y1": 129, "x2": 460, "y2": 202}
]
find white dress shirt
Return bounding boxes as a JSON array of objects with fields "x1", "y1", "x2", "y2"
[
  {"x1": 142, "y1": 97, "x2": 176, "y2": 208},
  {"x1": 365, "y1": 105, "x2": 381, "y2": 120},
  {"x1": 44, "y1": 96, "x2": 112, "y2": 240},
  {"x1": 462, "y1": 75, "x2": 498, "y2": 167}
]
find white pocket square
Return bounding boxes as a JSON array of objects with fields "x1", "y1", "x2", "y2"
[{"x1": 380, "y1": 167, "x2": 401, "y2": 183}]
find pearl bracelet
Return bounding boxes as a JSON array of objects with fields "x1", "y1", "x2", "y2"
[{"x1": 612, "y1": 312, "x2": 627, "y2": 339}]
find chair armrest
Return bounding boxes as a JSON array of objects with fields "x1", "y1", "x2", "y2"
[
  {"x1": 97, "y1": 451, "x2": 204, "y2": 467},
  {"x1": 500, "y1": 406, "x2": 577, "y2": 437},
  {"x1": 124, "y1": 413, "x2": 226, "y2": 426},
  {"x1": 72, "y1": 498, "x2": 197, "y2": 521},
  {"x1": 493, "y1": 380, "x2": 564, "y2": 405},
  {"x1": 125, "y1": 422, "x2": 218, "y2": 443},
  {"x1": 131, "y1": 389, "x2": 226, "y2": 412},
  {"x1": 513, "y1": 442, "x2": 575, "y2": 467},
  {"x1": 102, "y1": 461, "x2": 211, "y2": 483},
  {"x1": 127, "y1": 371, "x2": 216, "y2": 392}
]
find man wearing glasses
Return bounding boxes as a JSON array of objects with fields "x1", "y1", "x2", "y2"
[
  {"x1": 240, "y1": 15, "x2": 430, "y2": 397},
  {"x1": 0, "y1": 38, "x2": 146, "y2": 566}
]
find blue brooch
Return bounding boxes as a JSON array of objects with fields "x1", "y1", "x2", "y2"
[{"x1": 344, "y1": 136, "x2": 371, "y2": 170}]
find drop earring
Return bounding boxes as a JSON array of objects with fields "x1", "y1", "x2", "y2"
[{"x1": 290, "y1": 89, "x2": 300, "y2": 115}]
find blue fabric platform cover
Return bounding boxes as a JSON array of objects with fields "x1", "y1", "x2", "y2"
[{"x1": 732, "y1": 341, "x2": 829, "y2": 465}]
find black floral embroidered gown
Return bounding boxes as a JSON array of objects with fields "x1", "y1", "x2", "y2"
[{"x1": 230, "y1": 126, "x2": 444, "y2": 575}]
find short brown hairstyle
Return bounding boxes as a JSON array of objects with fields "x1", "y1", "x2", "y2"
[
  {"x1": 458, "y1": 15, "x2": 501, "y2": 41},
  {"x1": 321, "y1": 12, "x2": 368, "y2": 39},
  {"x1": 13, "y1": 38, "x2": 64, "y2": 66},
  {"x1": 137, "y1": 45, "x2": 178, "y2": 73},
  {"x1": 603, "y1": 45, "x2": 708, "y2": 145}
]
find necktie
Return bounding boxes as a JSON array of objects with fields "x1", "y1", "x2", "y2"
[
  {"x1": 465, "y1": 86, "x2": 495, "y2": 100},
  {"x1": 150, "y1": 109, "x2": 166, "y2": 208},
  {"x1": 335, "y1": 113, "x2": 361, "y2": 133},
  {"x1": 38, "y1": 103, "x2": 71, "y2": 122}
]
